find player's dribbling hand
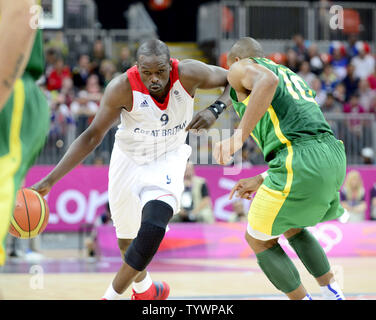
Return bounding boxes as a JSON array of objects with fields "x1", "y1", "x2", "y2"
[
  {"x1": 30, "y1": 178, "x2": 52, "y2": 197},
  {"x1": 229, "y1": 175, "x2": 263, "y2": 200},
  {"x1": 186, "y1": 109, "x2": 217, "y2": 132}
]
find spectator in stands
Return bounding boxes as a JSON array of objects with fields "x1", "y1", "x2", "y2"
[
  {"x1": 351, "y1": 42, "x2": 375, "y2": 80},
  {"x1": 44, "y1": 31, "x2": 69, "y2": 60},
  {"x1": 91, "y1": 38, "x2": 106, "y2": 81},
  {"x1": 358, "y1": 79, "x2": 376, "y2": 112},
  {"x1": 46, "y1": 57, "x2": 71, "y2": 91},
  {"x1": 228, "y1": 200, "x2": 247, "y2": 223},
  {"x1": 321, "y1": 93, "x2": 342, "y2": 136},
  {"x1": 343, "y1": 94, "x2": 366, "y2": 156},
  {"x1": 307, "y1": 43, "x2": 324, "y2": 75},
  {"x1": 320, "y1": 64, "x2": 339, "y2": 92},
  {"x1": 311, "y1": 76, "x2": 327, "y2": 106},
  {"x1": 297, "y1": 61, "x2": 316, "y2": 88},
  {"x1": 343, "y1": 93, "x2": 366, "y2": 115},
  {"x1": 118, "y1": 46, "x2": 134, "y2": 73},
  {"x1": 345, "y1": 34, "x2": 359, "y2": 59},
  {"x1": 342, "y1": 63, "x2": 360, "y2": 102},
  {"x1": 330, "y1": 43, "x2": 348, "y2": 81},
  {"x1": 284, "y1": 48, "x2": 299, "y2": 73},
  {"x1": 86, "y1": 74, "x2": 103, "y2": 105},
  {"x1": 45, "y1": 47, "x2": 59, "y2": 79},
  {"x1": 369, "y1": 95, "x2": 376, "y2": 114},
  {"x1": 172, "y1": 162, "x2": 214, "y2": 223},
  {"x1": 49, "y1": 92, "x2": 75, "y2": 154},
  {"x1": 60, "y1": 77, "x2": 76, "y2": 107},
  {"x1": 370, "y1": 183, "x2": 376, "y2": 220},
  {"x1": 291, "y1": 33, "x2": 308, "y2": 63},
  {"x1": 321, "y1": 92, "x2": 342, "y2": 114},
  {"x1": 72, "y1": 54, "x2": 91, "y2": 90},
  {"x1": 70, "y1": 90, "x2": 99, "y2": 136},
  {"x1": 99, "y1": 59, "x2": 117, "y2": 88},
  {"x1": 332, "y1": 82, "x2": 347, "y2": 104},
  {"x1": 340, "y1": 170, "x2": 367, "y2": 222},
  {"x1": 367, "y1": 65, "x2": 376, "y2": 90},
  {"x1": 86, "y1": 202, "x2": 113, "y2": 258}
]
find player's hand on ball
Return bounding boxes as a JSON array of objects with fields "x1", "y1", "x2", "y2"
[
  {"x1": 186, "y1": 108, "x2": 217, "y2": 131},
  {"x1": 229, "y1": 175, "x2": 264, "y2": 200},
  {"x1": 31, "y1": 178, "x2": 52, "y2": 197}
]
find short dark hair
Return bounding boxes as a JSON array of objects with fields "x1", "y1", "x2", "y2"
[
  {"x1": 136, "y1": 39, "x2": 170, "y2": 62},
  {"x1": 227, "y1": 37, "x2": 265, "y2": 62}
]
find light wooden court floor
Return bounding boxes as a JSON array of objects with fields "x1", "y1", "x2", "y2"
[{"x1": 1, "y1": 254, "x2": 376, "y2": 300}]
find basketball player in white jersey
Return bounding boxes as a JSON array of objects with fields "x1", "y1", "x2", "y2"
[{"x1": 32, "y1": 39, "x2": 231, "y2": 300}]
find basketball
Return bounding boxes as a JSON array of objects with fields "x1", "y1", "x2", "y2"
[{"x1": 9, "y1": 188, "x2": 49, "y2": 239}]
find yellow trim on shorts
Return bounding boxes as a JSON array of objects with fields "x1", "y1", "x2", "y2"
[
  {"x1": 248, "y1": 105, "x2": 294, "y2": 236},
  {"x1": 0, "y1": 79, "x2": 25, "y2": 265},
  {"x1": 241, "y1": 95, "x2": 262, "y2": 146}
]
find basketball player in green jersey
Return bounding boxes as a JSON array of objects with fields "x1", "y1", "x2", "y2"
[
  {"x1": 0, "y1": 0, "x2": 49, "y2": 267},
  {"x1": 214, "y1": 37, "x2": 346, "y2": 300}
]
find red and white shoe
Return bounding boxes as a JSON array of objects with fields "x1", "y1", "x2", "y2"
[{"x1": 131, "y1": 281, "x2": 170, "y2": 300}]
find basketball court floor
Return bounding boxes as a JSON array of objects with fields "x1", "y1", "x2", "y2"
[{"x1": 1, "y1": 249, "x2": 376, "y2": 300}]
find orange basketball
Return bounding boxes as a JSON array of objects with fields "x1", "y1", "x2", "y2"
[{"x1": 9, "y1": 188, "x2": 49, "y2": 239}]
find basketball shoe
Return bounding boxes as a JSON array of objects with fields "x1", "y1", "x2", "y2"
[{"x1": 131, "y1": 281, "x2": 170, "y2": 300}]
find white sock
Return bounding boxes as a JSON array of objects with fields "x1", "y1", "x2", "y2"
[
  {"x1": 320, "y1": 281, "x2": 345, "y2": 300},
  {"x1": 102, "y1": 283, "x2": 122, "y2": 300},
  {"x1": 302, "y1": 293, "x2": 313, "y2": 300},
  {"x1": 132, "y1": 272, "x2": 153, "y2": 293}
]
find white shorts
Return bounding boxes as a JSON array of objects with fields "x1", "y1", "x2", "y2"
[{"x1": 108, "y1": 143, "x2": 192, "y2": 239}]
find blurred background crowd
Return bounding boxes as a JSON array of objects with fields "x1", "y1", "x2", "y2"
[{"x1": 38, "y1": 31, "x2": 376, "y2": 166}]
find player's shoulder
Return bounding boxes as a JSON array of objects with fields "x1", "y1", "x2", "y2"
[
  {"x1": 103, "y1": 72, "x2": 132, "y2": 106},
  {"x1": 179, "y1": 58, "x2": 215, "y2": 72},
  {"x1": 106, "y1": 72, "x2": 131, "y2": 94}
]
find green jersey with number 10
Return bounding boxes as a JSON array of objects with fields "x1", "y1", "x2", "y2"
[{"x1": 230, "y1": 57, "x2": 333, "y2": 162}]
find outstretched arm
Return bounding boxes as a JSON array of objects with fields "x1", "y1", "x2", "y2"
[
  {"x1": 214, "y1": 59, "x2": 279, "y2": 165},
  {"x1": 0, "y1": 0, "x2": 37, "y2": 110},
  {"x1": 32, "y1": 75, "x2": 131, "y2": 195},
  {"x1": 179, "y1": 59, "x2": 231, "y2": 131}
]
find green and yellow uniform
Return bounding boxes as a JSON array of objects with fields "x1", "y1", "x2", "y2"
[
  {"x1": 231, "y1": 57, "x2": 346, "y2": 236},
  {"x1": 0, "y1": 28, "x2": 50, "y2": 265}
]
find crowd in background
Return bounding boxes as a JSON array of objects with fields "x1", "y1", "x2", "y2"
[
  {"x1": 40, "y1": 32, "x2": 376, "y2": 166},
  {"x1": 36, "y1": 33, "x2": 376, "y2": 224},
  {"x1": 39, "y1": 35, "x2": 135, "y2": 164}
]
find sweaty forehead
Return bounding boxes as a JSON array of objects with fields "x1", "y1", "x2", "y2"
[{"x1": 138, "y1": 54, "x2": 170, "y2": 70}]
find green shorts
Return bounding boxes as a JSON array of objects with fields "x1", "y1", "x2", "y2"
[
  {"x1": 0, "y1": 73, "x2": 50, "y2": 265},
  {"x1": 248, "y1": 132, "x2": 347, "y2": 236}
]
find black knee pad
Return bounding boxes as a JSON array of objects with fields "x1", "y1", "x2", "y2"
[{"x1": 124, "y1": 200, "x2": 173, "y2": 271}]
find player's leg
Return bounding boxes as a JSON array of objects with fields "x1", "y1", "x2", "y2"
[
  {"x1": 284, "y1": 227, "x2": 344, "y2": 300},
  {"x1": 117, "y1": 238, "x2": 150, "y2": 294},
  {"x1": 245, "y1": 145, "x2": 314, "y2": 300},
  {"x1": 246, "y1": 225, "x2": 311, "y2": 300},
  {"x1": 279, "y1": 135, "x2": 347, "y2": 300},
  {"x1": 105, "y1": 189, "x2": 175, "y2": 300},
  {"x1": 0, "y1": 76, "x2": 48, "y2": 267},
  {"x1": 0, "y1": 81, "x2": 23, "y2": 267}
]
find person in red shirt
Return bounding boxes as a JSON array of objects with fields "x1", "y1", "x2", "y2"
[
  {"x1": 47, "y1": 58, "x2": 71, "y2": 91},
  {"x1": 343, "y1": 93, "x2": 367, "y2": 158}
]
